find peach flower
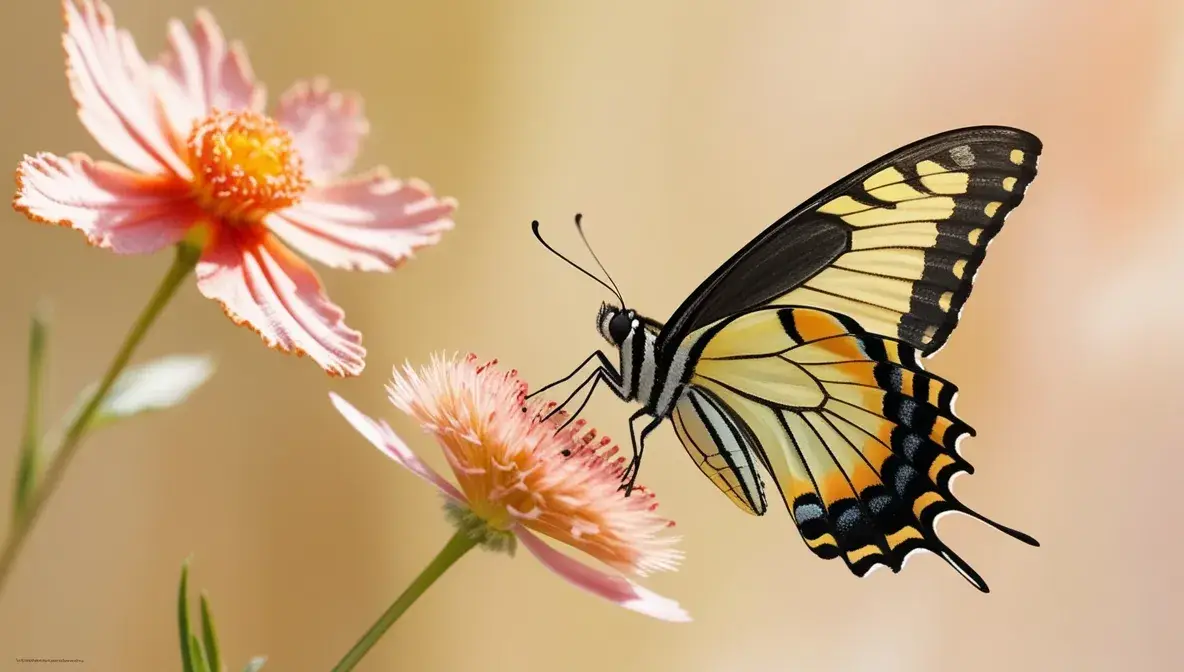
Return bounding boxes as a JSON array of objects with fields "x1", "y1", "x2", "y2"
[
  {"x1": 13, "y1": 1, "x2": 455, "y2": 376},
  {"x1": 330, "y1": 354, "x2": 689, "y2": 621}
]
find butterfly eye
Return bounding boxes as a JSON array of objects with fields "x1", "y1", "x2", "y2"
[{"x1": 608, "y1": 312, "x2": 633, "y2": 344}]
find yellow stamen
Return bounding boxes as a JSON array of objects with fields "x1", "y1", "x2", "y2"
[{"x1": 186, "y1": 109, "x2": 308, "y2": 221}]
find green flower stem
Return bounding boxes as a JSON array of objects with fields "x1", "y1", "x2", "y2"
[
  {"x1": 330, "y1": 529, "x2": 480, "y2": 672},
  {"x1": 0, "y1": 241, "x2": 202, "y2": 599}
]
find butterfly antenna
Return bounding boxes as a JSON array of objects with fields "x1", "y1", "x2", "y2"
[
  {"x1": 573, "y1": 213, "x2": 626, "y2": 306},
  {"x1": 532, "y1": 219, "x2": 621, "y2": 300}
]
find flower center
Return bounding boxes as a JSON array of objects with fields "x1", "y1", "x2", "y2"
[{"x1": 185, "y1": 109, "x2": 308, "y2": 221}]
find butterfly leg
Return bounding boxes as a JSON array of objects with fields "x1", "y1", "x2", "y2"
[
  {"x1": 552, "y1": 355, "x2": 631, "y2": 427},
  {"x1": 527, "y1": 351, "x2": 616, "y2": 401},
  {"x1": 535, "y1": 352, "x2": 627, "y2": 419},
  {"x1": 554, "y1": 373, "x2": 604, "y2": 431},
  {"x1": 542, "y1": 367, "x2": 604, "y2": 431},
  {"x1": 548, "y1": 373, "x2": 608, "y2": 456},
  {"x1": 620, "y1": 413, "x2": 664, "y2": 495}
]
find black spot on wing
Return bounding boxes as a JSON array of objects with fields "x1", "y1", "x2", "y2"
[
  {"x1": 888, "y1": 425, "x2": 972, "y2": 494},
  {"x1": 829, "y1": 497, "x2": 889, "y2": 577},
  {"x1": 792, "y1": 493, "x2": 840, "y2": 560},
  {"x1": 857, "y1": 335, "x2": 888, "y2": 363},
  {"x1": 860, "y1": 483, "x2": 911, "y2": 536},
  {"x1": 873, "y1": 363, "x2": 904, "y2": 394}
]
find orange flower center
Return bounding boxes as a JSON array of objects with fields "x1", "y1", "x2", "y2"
[{"x1": 185, "y1": 109, "x2": 308, "y2": 221}]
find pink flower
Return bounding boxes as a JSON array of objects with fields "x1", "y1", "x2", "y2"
[
  {"x1": 12, "y1": 1, "x2": 456, "y2": 376},
  {"x1": 330, "y1": 354, "x2": 689, "y2": 621}
]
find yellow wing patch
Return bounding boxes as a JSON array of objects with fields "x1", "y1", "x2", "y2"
[
  {"x1": 696, "y1": 356, "x2": 824, "y2": 408},
  {"x1": 698, "y1": 309, "x2": 797, "y2": 360}
]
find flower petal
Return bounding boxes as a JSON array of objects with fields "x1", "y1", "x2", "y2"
[
  {"x1": 195, "y1": 228, "x2": 365, "y2": 376},
  {"x1": 153, "y1": 8, "x2": 266, "y2": 141},
  {"x1": 515, "y1": 527, "x2": 691, "y2": 623},
  {"x1": 14, "y1": 152, "x2": 198, "y2": 254},
  {"x1": 62, "y1": 0, "x2": 188, "y2": 176},
  {"x1": 328, "y1": 392, "x2": 467, "y2": 502},
  {"x1": 267, "y1": 170, "x2": 455, "y2": 272},
  {"x1": 275, "y1": 79, "x2": 369, "y2": 181}
]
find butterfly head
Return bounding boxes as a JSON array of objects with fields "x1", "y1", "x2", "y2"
[{"x1": 597, "y1": 302, "x2": 636, "y2": 346}]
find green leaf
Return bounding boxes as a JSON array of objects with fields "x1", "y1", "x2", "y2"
[
  {"x1": 199, "y1": 593, "x2": 223, "y2": 672},
  {"x1": 179, "y1": 559, "x2": 196, "y2": 672},
  {"x1": 14, "y1": 309, "x2": 50, "y2": 521},
  {"x1": 180, "y1": 558, "x2": 265, "y2": 672},
  {"x1": 190, "y1": 633, "x2": 212, "y2": 672},
  {"x1": 60, "y1": 354, "x2": 215, "y2": 435}
]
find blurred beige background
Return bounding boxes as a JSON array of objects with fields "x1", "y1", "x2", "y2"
[{"x1": 1, "y1": 0, "x2": 1181, "y2": 670}]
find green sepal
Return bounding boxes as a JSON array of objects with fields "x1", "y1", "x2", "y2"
[{"x1": 444, "y1": 500, "x2": 517, "y2": 556}]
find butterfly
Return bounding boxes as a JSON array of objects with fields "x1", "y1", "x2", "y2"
[{"x1": 531, "y1": 126, "x2": 1041, "y2": 592}]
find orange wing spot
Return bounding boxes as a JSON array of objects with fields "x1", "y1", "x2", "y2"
[
  {"x1": 861, "y1": 435, "x2": 893, "y2": 472},
  {"x1": 883, "y1": 340, "x2": 905, "y2": 365},
  {"x1": 847, "y1": 545, "x2": 882, "y2": 564},
  {"x1": 827, "y1": 361, "x2": 877, "y2": 386},
  {"x1": 813, "y1": 336, "x2": 868, "y2": 362},
  {"x1": 928, "y1": 454, "x2": 956, "y2": 483},
  {"x1": 849, "y1": 463, "x2": 882, "y2": 493},
  {"x1": 876, "y1": 418, "x2": 895, "y2": 454},
  {"x1": 912, "y1": 491, "x2": 944, "y2": 518},
  {"x1": 931, "y1": 416, "x2": 956, "y2": 445},
  {"x1": 898, "y1": 369, "x2": 916, "y2": 397},
  {"x1": 861, "y1": 388, "x2": 889, "y2": 418},
  {"x1": 817, "y1": 470, "x2": 858, "y2": 505},
  {"x1": 806, "y1": 533, "x2": 839, "y2": 550},
  {"x1": 793, "y1": 310, "x2": 849, "y2": 342},
  {"x1": 886, "y1": 526, "x2": 924, "y2": 550},
  {"x1": 927, "y1": 380, "x2": 946, "y2": 408}
]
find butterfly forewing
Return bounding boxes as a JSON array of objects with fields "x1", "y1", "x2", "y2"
[{"x1": 658, "y1": 126, "x2": 1042, "y2": 357}]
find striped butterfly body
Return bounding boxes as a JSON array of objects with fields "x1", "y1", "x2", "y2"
[{"x1": 534, "y1": 126, "x2": 1041, "y2": 591}]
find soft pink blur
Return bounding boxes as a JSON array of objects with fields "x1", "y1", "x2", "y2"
[{"x1": 0, "y1": 0, "x2": 1181, "y2": 670}]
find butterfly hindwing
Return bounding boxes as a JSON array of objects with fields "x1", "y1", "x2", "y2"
[
  {"x1": 659, "y1": 126, "x2": 1042, "y2": 357},
  {"x1": 671, "y1": 386, "x2": 767, "y2": 515},
  {"x1": 684, "y1": 306, "x2": 1037, "y2": 590}
]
